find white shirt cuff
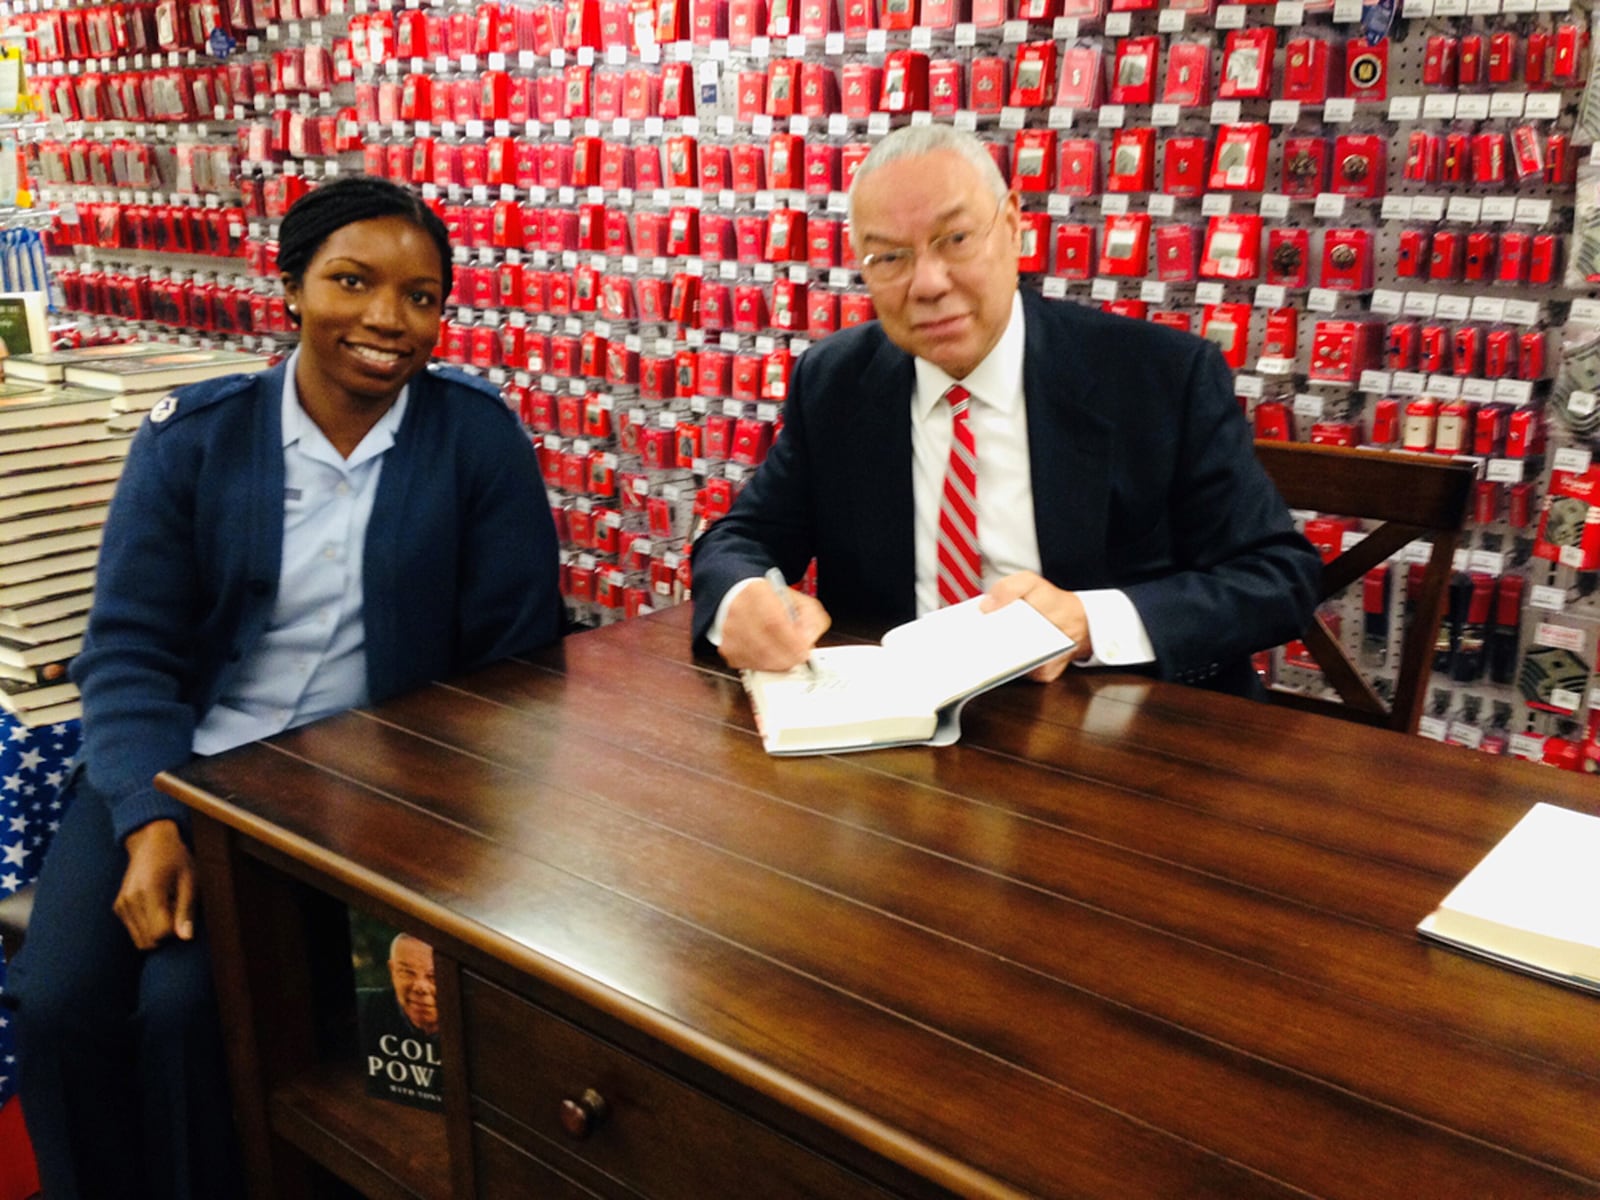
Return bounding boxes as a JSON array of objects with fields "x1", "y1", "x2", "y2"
[
  {"x1": 1075, "y1": 588, "x2": 1155, "y2": 667},
  {"x1": 706, "y1": 576, "x2": 763, "y2": 647}
]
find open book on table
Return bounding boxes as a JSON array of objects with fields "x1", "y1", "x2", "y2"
[
  {"x1": 741, "y1": 595, "x2": 1075, "y2": 756},
  {"x1": 1416, "y1": 802, "x2": 1600, "y2": 995}
]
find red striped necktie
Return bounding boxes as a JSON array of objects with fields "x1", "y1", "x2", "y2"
[{"x1": 936, "y1": 384, "x2": 982, "y2": 607}]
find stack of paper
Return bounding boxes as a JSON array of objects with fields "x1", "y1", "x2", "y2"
[
  {"x1": 0, "y1": 343, "x2": 272, "y2": 724},
  {"x1": 1418, "y1": 802, "x2": 1600, "y2": 994}
]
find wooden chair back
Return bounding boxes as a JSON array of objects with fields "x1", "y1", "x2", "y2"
[{"x1": 1254, "y1": 440, "x2": 1477, "y2": 734}]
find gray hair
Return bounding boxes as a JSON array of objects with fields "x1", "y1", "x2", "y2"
[{"x1": 847, "y1": 124, "x2": 1009, "y2": 228}]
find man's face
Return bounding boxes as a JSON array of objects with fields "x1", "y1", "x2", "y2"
[
  {"x1": 850, "y1": 149, "x2": 1021, "y2": 379},
  {"x1": 389, "y1": 936, "x2": 439, "y2": 1036}
]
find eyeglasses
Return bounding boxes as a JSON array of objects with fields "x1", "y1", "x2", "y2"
[{"x1": 857, "y1": 205, "x2": 1003, "y2": 285}]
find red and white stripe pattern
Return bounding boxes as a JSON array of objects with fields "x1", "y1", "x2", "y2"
[{"x1": 936, "y1": 384, "x2": 982, "y2": 606}]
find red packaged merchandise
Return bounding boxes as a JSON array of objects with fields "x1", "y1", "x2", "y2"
[
  {"x1": 1403, "y1": 130, "x2": 1441, "y2": 183},
  {"x1": 1105, "y1": 127, "x2": 1155, "y2": 193},
  {"x1": 1009, "y1": 42, "x2": 1057, "y2": 108},
  {"x1": 1057, "y1": 138, "x2": 1099, "y2": 197},
  {"x1": 1018, "y1": 212, "x2": 1049, "y2": 273},
  {"x1": 1053, "y1": 222, "x2": 1095, "y2": 280},
  {"x1": 1219, "y1": 28, "x2": 1275, "y2": 99},
  {"x1": 1153, "y1": 224, "x2": 1199, "y2": 283},
  {"x1": 1055, "y1": 46, "x2": 1101, "y2": 109},
  {"x1": 1161, "y1": 42, "x2": 1209, "y2": 106},
  {"x1": 731, "y1": 143, "x2": 765, "y2": 193},
  {"x1": 1201, "y1": 303, "x2": 1252, "y2": 369},
  {"x1": 659, "y1": 62, "x2": 695, "y2": 117},
  {"x1": 841, "y1": 63, "x2": 881, "y2": 117},
  {"x1": 1109, "y1": 37, "x2": 1158, "y2": 106},
  {"x1": 1160, "y1": 136, "x2": 1207, "y2": 197},
  {"x1": 1266, "y1": 228, "x2": 1310, "y2": 288},
  {"x1": 1346, "y1": 38, "x2": 1388, "y2": 102},
  {"x1": 879, "y1": 51, "x2": 929, "y2": 112},
  {"x1": 1208, "y1": 124, "x2": 1269, "y2": 192},
  {"x1": 1199, "y1": 214, "x2": 1262, "y2": 281},
  {"x1": 766, "y1": 208, "x2": 806, "y2": 262},
  {"x1": 1320, "y1": 228, "x2": 1375, "y2": 290},
  {"x1": 807, "y1": 289, "x2": 839, "y2": 337},
  {"x1": 1012, "y1": 129, "x2": 1057, "y2": 192},
  {"x1": 840, "y1": 0, "x2": 872, "y2": 32},
  {"x1": 768, "y1": 132, "x2": 804, "y2": 190},
  {"x1": 969, "y1": 56, "x2": 1006, "y2": 114},
  {"x1": 800, "y1": 61, "x2": 839, "y2": 116},
  {"x1": 1534, "y1": 468, "x2": 1600, "y2": 570},
  {"x1": 729, "y1": 0, "x2": 766, "y2": 40},
  {"x1": 1331, "y1": 133, "x2": 1385, "y2": 198},
  {"x1": 1308, "y1": 319, "x2": 1381, "y2": 383},
  {"x1": 803, "y1": 143, "x2": 838, "y2": 196},
  {"x1": 1260, "y1": 307, "x2": 1298, "y2": 361},
  {"x1": 1098, "y1": 213, "x2": 1150, "y2": 276},
  {"x1": 691, "y1": 0, "x2": 726, "y2": 41},
  {"x1": 784, "y1": 0, "x2": 827, "y2": 34},
  {"x1": 1423, "y1": 33, "x2": 1458, "y2": 88},
  {"x1": 840, "y1": 293, "x2": 875, "y2": 327},
  {"x1": 806, "y1": 216, "x2": 841, "y2": 267},
  {"x1": 929, "y1": 59, "x2": 963, "y2": 115},
  {"x1": 1485, "y1": 31, "x2": 1514, "y2": 85},
  {"x1": 1281, "y1": 136, "x2": 1328, "y2": 198},
  {"x1": 1429, "y1": 230, "x2": 1463, "y2": 282},
  {"x1": 767, "y1": 57, "x2": 800, "y2": 117},
  {"x1": 766, "y1": 0, "x2": 797, "y2": 34},
  {"x1": 1282, "y1": 37, "x2": 1333, "y2": 103}
]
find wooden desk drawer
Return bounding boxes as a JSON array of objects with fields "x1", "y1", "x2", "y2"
[
  {"x1": 461, "y1": 972, "x2": 893, "y2": 1200},
  {"x1": 475, "y1": 1122, "x2": 606, "y2": 1200}
]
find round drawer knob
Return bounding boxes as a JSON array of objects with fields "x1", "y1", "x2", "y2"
[{"x1": 559, "y1": 1088, "x2": 609, "y2": 1140}]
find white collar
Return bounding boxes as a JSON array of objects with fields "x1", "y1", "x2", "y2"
[
  {"x1": 912, "y1": 290, "x2": 1025, "y2": 419},
  {"x1": 280, "y1": 347, "x2": 411, "y2": 468}
]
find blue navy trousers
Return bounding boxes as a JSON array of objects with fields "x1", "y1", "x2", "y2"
[{"x1": 8, "y1": 777, "x2": 243, "y2": 1200}]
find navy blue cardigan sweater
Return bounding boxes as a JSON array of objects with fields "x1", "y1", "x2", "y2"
[{"x1": 71, "y1": 361, "x2": 563, "y2": 842}]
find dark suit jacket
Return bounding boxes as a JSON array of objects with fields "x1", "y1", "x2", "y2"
[{"x1": 691, "y1": 290, "x2": 1320, "y2": 695}]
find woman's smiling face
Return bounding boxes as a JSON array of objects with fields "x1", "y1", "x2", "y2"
[{"x1": 283, "y1": 214, "x2": 445, "y2": 410}]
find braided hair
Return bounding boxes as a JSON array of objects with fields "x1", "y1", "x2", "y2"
[{"x1": 277, "y1": 176, "x2": 453, "y2": 323}]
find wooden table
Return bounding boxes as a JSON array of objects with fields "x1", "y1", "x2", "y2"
[{"x1": 159, "y1": 605, "x2": 1600, "y2": 1200}]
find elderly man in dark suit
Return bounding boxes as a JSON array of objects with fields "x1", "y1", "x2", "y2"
[{"x1": 691, "y1": 123, "x2": 1319, "y2": 696}]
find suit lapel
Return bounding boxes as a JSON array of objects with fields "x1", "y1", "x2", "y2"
[
  {"x1": 845, "y1": 332, "x2": 918, "y2": 619},
  {"x1": 1021, "y1": 292, "x2": 1116, "y2": 588}
]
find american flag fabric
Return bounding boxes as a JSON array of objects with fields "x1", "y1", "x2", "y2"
[{"x1": 0, "y1": 714, "x2": 81, "y2": 1111}]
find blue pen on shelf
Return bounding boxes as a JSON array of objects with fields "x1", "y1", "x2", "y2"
[{"x1": 764, "y1": 567, "x2": 820, "y2": 679}]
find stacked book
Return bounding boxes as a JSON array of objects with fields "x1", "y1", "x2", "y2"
[{"x1": 0, "y1": 343, "x2": 271, "y2": 726}]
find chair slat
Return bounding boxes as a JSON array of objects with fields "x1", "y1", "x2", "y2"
[{"x1": 1254, "y1": 442, "x2": 1476, "y2": 734}]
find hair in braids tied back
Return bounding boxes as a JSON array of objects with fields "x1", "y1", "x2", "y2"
[{"x1": 276, "y1": 176, "x2": 454, "y2": 317}]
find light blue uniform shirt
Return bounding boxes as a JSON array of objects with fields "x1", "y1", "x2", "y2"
[{"x1": 191, "y1": 352, "x2": 410, "y2": 756}]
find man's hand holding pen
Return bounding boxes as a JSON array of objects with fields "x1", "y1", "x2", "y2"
[{"x1": 718, "y1": 570, "x2": 831, "y2": 672}]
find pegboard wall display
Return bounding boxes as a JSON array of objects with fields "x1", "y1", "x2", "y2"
[{"x1": 9, "y1": 0, "x2": 1600, "y2": 768}]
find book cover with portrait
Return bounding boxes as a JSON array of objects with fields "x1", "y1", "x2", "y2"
[
  {"x1": 0, "y1": 291, "x2": 47, "y2": 362},
  {"x1": 349, "y1": 910, "x2": 444, "y2": 1112}
]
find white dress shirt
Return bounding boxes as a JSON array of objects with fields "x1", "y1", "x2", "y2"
[
  {"x1": 713, "y1": 292, "x2": 1155, "y2": 666},
  {"x1": 192, "y1": 351, "x2": 411, "y2": 755},
  {"x1": 909, "y1": 292, "x2": 1152, "y2": 666}
]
